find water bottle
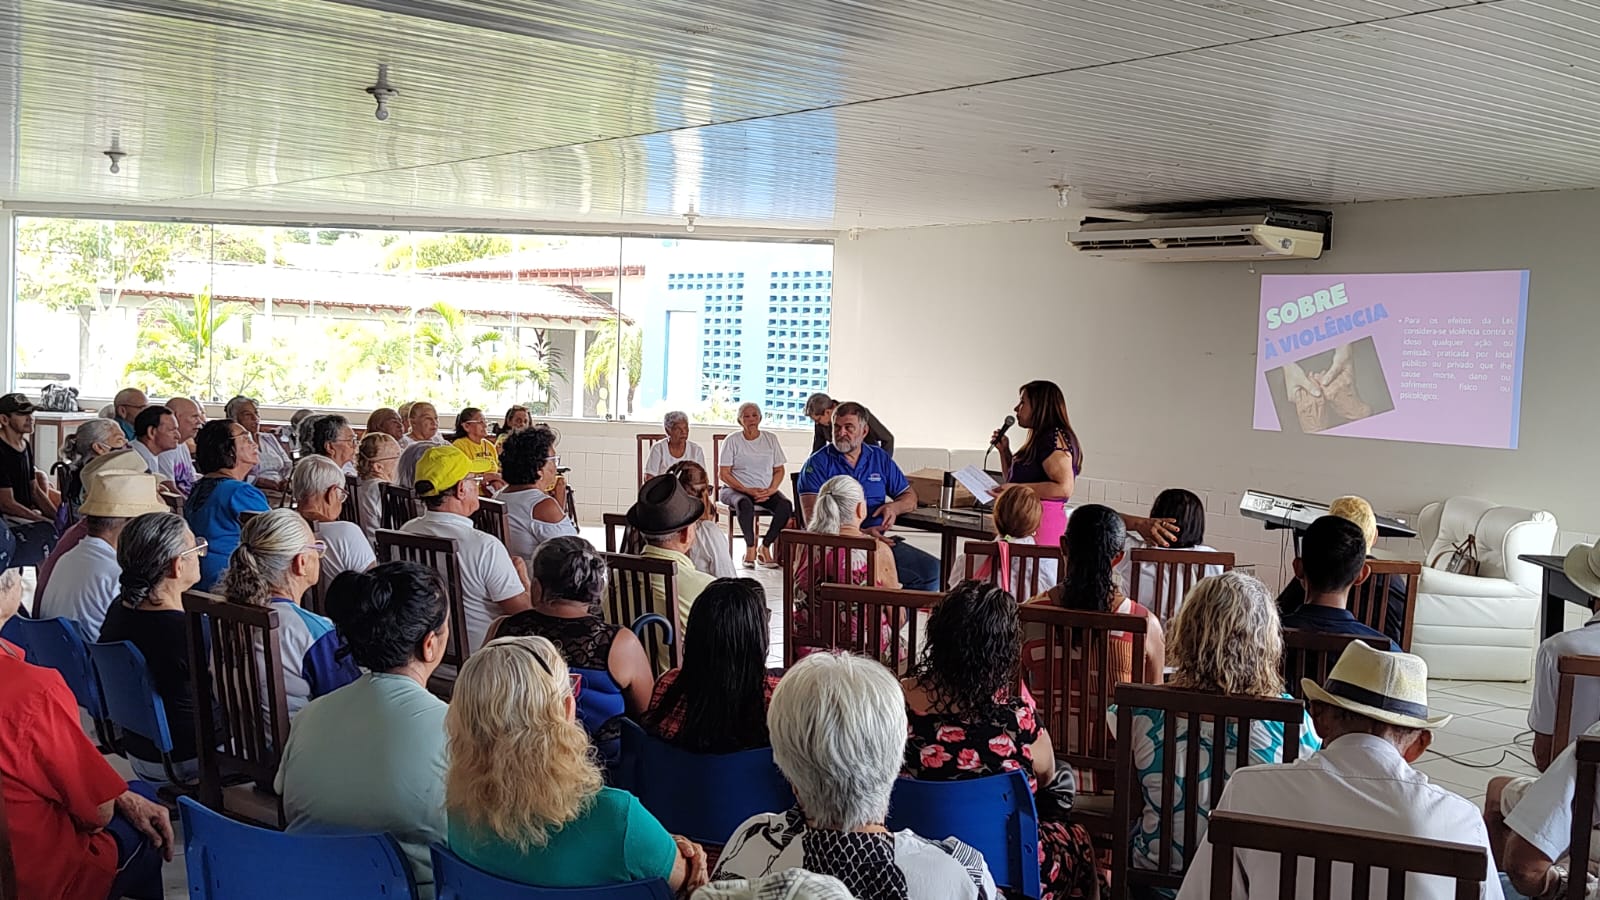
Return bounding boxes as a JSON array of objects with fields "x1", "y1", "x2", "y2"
[{"x1": 939, "y1": 471, "x2": 955, "y2": 512}]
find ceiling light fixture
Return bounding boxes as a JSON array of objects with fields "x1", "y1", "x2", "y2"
[
  {"x1": 103, "y1": 139, "x2": 126, "y2": 174},
  {"x1": 1053, "y1": 184, "x2": 1072, "y2": 208},
  {"x1": 365, "y1": 64, "x2": 398, "y2": 122},
  {"x1": 684, "y1": 204, "x2": 698, "y2": 233}
]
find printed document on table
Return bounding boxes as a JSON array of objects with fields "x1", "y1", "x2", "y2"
[{"x1": 951, "y1": 465, "x2": 1000, "y2": 501}]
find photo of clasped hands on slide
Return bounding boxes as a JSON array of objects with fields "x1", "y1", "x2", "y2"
[{"x1": 1264, "y1": 337, "x2": 1396, "y2": 434}]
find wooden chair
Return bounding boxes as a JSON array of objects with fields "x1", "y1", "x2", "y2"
[
  {"x1": 1569, "y1": 735, "x2": 1600, "y2": 900},
  {"x1": 1110, "y1": 684, "x2": 1309, "y2": 900},
  {"x1": 1351, "y1": 559, "x2": 1423, "y2": 651},
  {"x1": 183, "y1": 589, "x2": 288, "y2": 829},
  {"x1": 1554, "y1": 655, "x2": 1600, "y2": 758},
  {"x1": 1128, "y1": 548, "x2": 1236, "y2": 624},
  {"x1": 790, "y1": 472, "x2": 805, "y2": 529},
  {"x1": 1015, "y1": 602, "x2": 1150, "y2": 834},
  {"x1": 1204, "y1": 810, "x2": 1488, "y2": 900},
  {"x1": 160, "y1": 489, "x2": 184, "y2": 515},
  {"x1": 635, "y1": 432, "x2": 667, "y2": 486},
  {"x1": 779, "y1": 529, "x2": 879, "y2": 666},
  {"x1": 813, "y1": 584, "x2": 942, "y2": 676},
  {"x1": 471, "y1": 497, "x2": 509, "y2": 545},
  {"x1": 375, "y1": 529, "x2": 468, "y2": 699},
  {"x1": 380, "y1": 483, "x2": 421, "y2": 531},
  {"x1": 603, "y1": 512, "x2": 644, "y2": 555},
  {"x1": 1282, "y1": 629, "x2": 1394, "y2": 700},
  {"x1": 962, "y1": 541, "x2": 1062, "y2": 598},
  {"x1": 339, "y1": 474, "x2": 360, "y2": 525},
  {"x1": 603, "y1": 552, "x2": 679, "y2": 676},
  {"x1": 712, "y1": 432, "x2": 781, "y2": 555}
]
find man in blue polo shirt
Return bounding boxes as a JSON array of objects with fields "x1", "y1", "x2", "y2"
[{"x1": 796, "y1": 401, "x2": 940, "y2": 591}]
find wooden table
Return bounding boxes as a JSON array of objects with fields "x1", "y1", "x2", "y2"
[
  {"x1": 1520, "y1": 554, "x2": 1596, "y2": 640},
  {"x1": 898, "y1": 507, "x2": 995, "y2": 584},
  {"x1": 31, "y1": 411, "x2": 103, "y2": 467}
]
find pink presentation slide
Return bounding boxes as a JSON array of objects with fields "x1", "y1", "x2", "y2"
[{"x1": 1252, "y1": 271, "x2": 1529, "y2": 450}]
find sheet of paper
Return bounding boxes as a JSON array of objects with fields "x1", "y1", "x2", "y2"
[{"x1": 951, "y1": 464, "x2": 1000, "y2": 502}]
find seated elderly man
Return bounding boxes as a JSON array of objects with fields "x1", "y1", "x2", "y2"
[
  {"x1": 0, "y1": 566, "x2": 176, "y2": 899},
  {"x1": 797, "y1": 401, "x2": 939, "y2": 591},
  {"x1": 155, "y1": 396, "x2": 205, "y2": 495},
  {"x1": 1523, "y1": 541, "x2": 1600, "y2": 771},
  {"x1": 290, "y1": 456, "x2": 375, "y2": 598},
  {"x1": 399, "y1": 446, "x2": 529, "y2": 652},
  {"x1": 1177, "y1": 641, "x2": 1501, "y2": 900},
  {"x1": 1486, "y1": 716, "x2": 1600, "y2": 900},
  {"x1": 38, "y1": 472, "x2": 170, "y2": 641},
  {"x1": 629, "y1": 473, "x2": 714, "y2": 635},
  {"x1": 111, "y1": 386, "x2": 149, "y2": 441},
  {"x1": 129, "y1": 405, "x2": 181, "y2": 493},
  {"x1": 715, "y1": 651, "x2": 995, "y2": 898},
  {"x1": 804, "y1": 392, "x2": 894, "y2": 457}
]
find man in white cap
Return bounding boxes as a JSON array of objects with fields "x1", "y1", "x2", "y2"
[
  {"x1": 37, "y1": 472, "x2": 171, "y2": 640},
  {"x1": 1520, "y1": 541, "x2": 1600, "y2": 771},
  {"x1": 1177, "y1": 641, "x2": 1502, "y2": 900}
]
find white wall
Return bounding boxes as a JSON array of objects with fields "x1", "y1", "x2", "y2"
[{"x1": 830, "y1": 190, "x2": 1600, "y2": 586}]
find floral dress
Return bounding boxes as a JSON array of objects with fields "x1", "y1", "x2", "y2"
[{"x1": 904, "y1": 685, "x2": 1105, "y2": 900}]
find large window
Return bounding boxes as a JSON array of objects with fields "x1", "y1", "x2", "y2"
[{"x1": 11, "y1": 218, "x2": 832, "y2": 426}]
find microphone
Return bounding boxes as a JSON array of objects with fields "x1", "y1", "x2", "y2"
[{"x1": 991, "y1": 415, "x2": 1015, "y2": 448}]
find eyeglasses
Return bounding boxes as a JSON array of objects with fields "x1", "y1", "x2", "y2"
[
  {"x1": 233, "y1": 431, "x2": 257, "y2": 446},
  {"x1": 177, "y1": 538, "x2": 209, "y2": 559},
  {"x1": 302, "y1": 540, "x2": 327, "y2": 558},
  {"x1": 545, "y1": 456, "x2": 561, "y2": 466}
]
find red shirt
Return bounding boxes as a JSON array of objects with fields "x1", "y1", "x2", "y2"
[{"x1": 0, "y1": 639, "x2": 128, "y2": 900}]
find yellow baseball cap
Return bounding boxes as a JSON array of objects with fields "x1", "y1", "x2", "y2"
[{"x1": 414, "y1": 445, "x2": 495, "y2": 497}]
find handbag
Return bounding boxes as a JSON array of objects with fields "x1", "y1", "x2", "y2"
[
  {"x1": 1431, "y1": 533, "x2": 1480, "y2": 577},
  {"x1": 38, "y1": 384, "x2": 78, "y2": 412}
]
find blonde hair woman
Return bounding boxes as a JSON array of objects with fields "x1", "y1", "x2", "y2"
[
  {"x1": 1111, "y1": 571, "x2": 1321, "y2": 886},
  {"x1": 444, "y1": 636, "x2": 708, "y2": 891},
  {"x1": 355, "y1": 432, "x2": 400, "y2": 543},
  {"x1": 220, "y1": 508, "x2": 358, "y2": 718}
]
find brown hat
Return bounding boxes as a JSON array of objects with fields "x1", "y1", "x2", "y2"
[{"x1": 627, "y1": 473, "x2": 705, "y2": 535}]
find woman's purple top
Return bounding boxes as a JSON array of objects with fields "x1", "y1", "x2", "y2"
[{"x1": 1007, "y1": 427, "x2": 1079, "y2": 483}]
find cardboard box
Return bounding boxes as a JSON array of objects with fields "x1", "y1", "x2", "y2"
[{"x1": 906, "y1": 468, "x2": 977, "y2": 508}]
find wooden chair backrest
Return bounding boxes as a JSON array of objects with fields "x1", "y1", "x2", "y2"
[
  {"x1": 603, "y1": 551, "x2": 679, "y2": 674},
  {"x1": 339, "y1": 474, "x2": 361, "y2": 524},
  {"x1": 1205, "y1": 810, "x2": 1487, "y2": 900},
  {"x1": 1127, "y1": 548, "x2": 1236, "y2": 624},
  {"x1": 1110, "y1": 684, "x2": 1309, "y2": 898},
  {"x1": 962, "y1": 541, "x2": 1062, "y2": 599},
  {"x1": 380, "y1": 483, "x2": 421, "y2": 531},
  {"x1": 710, "y1": 433, "x2": 731, "y2": 490},
  {"x1": 635, "y1": 433, "x2": 667, "y2": 487},
  {"x1": 813, "y1": 584, "x2": 942, "y2": 676},
  {"x1": 1351, "y1": 559, "x2": 1422, "y2": 651},
  {"x1": 375, "y1": 529, "x2": 469, "y2": 671},
  {"x1": 183, "y1": 589, "x2": 288, "y2": 827},
  {"x1": 1569, "y1": 736, "x2": 1600, "y2": 900},
  {"x1": 1555, "y1": 656, "x2": 1600, "y2": 759},
  {"x1": 1281, "y1": 629, "x2": 1393, "y2": 700},
  {"x1": 603, "y1": 512, "x2": 644, "y2": 555},
  {"x1": 1015, "y1": 602, "x2": 1149, "y2": 785},
  {"x1": 779, "y1": 528, "x2": 879, "y2": 666},
  {"x1": 471, "y1": 497, "x2": 509, "y2": 545},
  {"x1": 789, "y1": 472, "x2": 806, "y2": 529}
]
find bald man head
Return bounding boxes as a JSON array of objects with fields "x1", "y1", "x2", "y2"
[{"x1": 165, "y1": 397, "x2": 206, "y2": 442}]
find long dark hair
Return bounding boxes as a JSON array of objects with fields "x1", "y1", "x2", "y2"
[
  {"x1": 1058, "y1": 503, "x2": 1125, "y2": 612},
  {"x1": 913, "y1": 580, "x2": 1020, "y2": 719},
  {"x1": 1015, "y1": 380, "x2": 1083, "y2": 475},
  {"x1": 449, "y1": 407, "x2": 482, "y2": 442},
  {"x1": 639, "y1": 578, "x2": 771, "y2": 753}
]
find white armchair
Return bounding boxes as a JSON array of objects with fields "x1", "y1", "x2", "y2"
[{"x1": 1410, "y1": 497, "x2": 1558, "y2": 682}]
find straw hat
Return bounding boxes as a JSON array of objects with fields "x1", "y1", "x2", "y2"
[
  {"x1": 81, "y1": 448, "x2": 148, "y2": 484},
  {"x1": 1564, "y1": 542, "x2": 1600, "y2": 599},
  {"x1": 1301, "y1": 640, "x2": 1452, "y2": 730},
  {"x1": 78, "y1": 472, "x2": 172, "y2": 519}
]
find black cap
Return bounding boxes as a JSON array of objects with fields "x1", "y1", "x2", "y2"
[{"x1": 0, "y1": 393, "x2": 36, "y2": 415}]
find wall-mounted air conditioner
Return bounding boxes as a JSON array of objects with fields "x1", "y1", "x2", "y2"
[{"x1": 1066, "y1": 208, "x2": 1331, "y2": 262}]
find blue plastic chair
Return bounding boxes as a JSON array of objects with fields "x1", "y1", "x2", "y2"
[
  {"x1": 9, "y1": 616, "x2": 115, "y2": 749},
  {"x1": 0, "y1": 612, "x2": 30, "y2": 655},
  {"x1": 431, "y1": 843, "x2": 673, "y2": 899},
  {"x1": 179, "y1": 796, "x2": 418, "y2": 899},
  {"x1": 87, "y1": 640, "x2": 191, "y2": 785},
  {"x1": 886, "y1": 770, "x2": 1042, "y2": 899},
  {"x1": 614, "y1": 718, "x2": 795, "y2": 846}
]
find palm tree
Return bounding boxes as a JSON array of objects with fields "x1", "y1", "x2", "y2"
[
  {"x1": 583, "y1": 319, "x2": 642, "y2": 417},
  {"x1": 412, "y1": 301, "x2": 503, "y2": 403},
  {"x1": 124, "y1": 288, "x2": 246, "y2": 398}
]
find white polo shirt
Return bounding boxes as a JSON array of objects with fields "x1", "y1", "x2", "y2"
[
  {"x1": 37, "y1": 536, "x2": 121, "y2": 641},
  {"x1": 1530, "y1": 612, "x2": 1600, "y2": 744},
  {"x1": 1177, "y1": 733, "x2": 1503, "y2": 900},
  {"x1": 1506, "y1": 720, "x2": 1600, "y2": 864},
  {"x1": 398, "y1": 510, "x2": 523, "y2": 653},
  {"x1": 130, "y1": 440, "x2": 160, "y2": 476},
  {"x1": 313, "y1": 519, "x2": 376, "y2": 598}
]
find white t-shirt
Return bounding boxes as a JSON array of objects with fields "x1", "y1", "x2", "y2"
[
  {"x1": 644, "y1": 440, "x2": 707, "y2": 478},
  {"x1": 497, "y1": 488, "x2": 579, "y2": 564},
  {"x1": 37, "y1": 536, "x2": 121, "y2": 641},
  {"x1": 131, "y1": 440, "x2": 160, "y2": 476},
  {"x1": 356, "y1": 477, "x2": 384, "y2": 544},
  {"x1": 1530, "y1": 613, "x2": 1600, "y2": 743},
  {"x1": 155, "y1": 445, "x2": 197, "y2": 495},
  {"x1": 721, "y1": 431, "x2": 786, "y2": 491},
  {"x1": 1116, "y1": 536, "x2": 1226, "y2": 615},
  {"x1": 398, "y1": 511, "x2": 524, "y2": 653},
  {"x1": 689, "y1": 519, "x2": 737, "y2": 579},
  {"x1": 313, "y1": 519, "x2": 376, "y2": 598},
  {"x1": 251, "y1": 433, "x2": 293, "y2": 484}
]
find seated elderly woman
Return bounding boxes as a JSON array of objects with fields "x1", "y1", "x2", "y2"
[
  {"x1": 290, "y1": 455, "x2": 375, "y2": 596},
  {"x1": 306, "y1": 414, "x2": 358, "y2": 477},
  {"x1": 225, "y1": 395, "x2": 292, "y2": 494},
  {"x1": 640, "y1": 578, "x2": 779, "y2": 753},
  {"x1": 791, "y1": 476, "x2": 899, "y2": 655},
  {"x1": 497, "y1": 426, "x2": 576, "y2": 564},
  {"x1": 497, "y1": 405, "x2": 531, "y2": 444},
  {"x1": 277, "y1": 562, "x2": 451, "y2": 898},
  {"x1": 355, "y1": 431, "x2": 401, "y2": 543},
  {"x1": 644, "y1": 410, "x2": 706, "y2": 478},
  {"x1": 219, "y1": 508, "x2": 359, "y2": 717},
  {"x1": 1110, "y1": 571, "x2": 1320, "y2": 889},
  {"x1": 366, "y1": 407, "x2": 406, "y2": 442},
  {"x1": 902, "y1": 580, "x2": 1102, "y2": 900},
  {"x1": 668, "y1": 460, "x2": 736, "y2": 578},
  {"x1": 57, "y1": 417, "x2": 130, "y2": 524},
  {"x1": 186, "y1": 418, "x2": 271, "y2": 590},
  {"x1": 715, "y1": 651, "x2": 996, "y2": 898},
  {"x1": 490, "y1": 536, "x2": 654, "y2": 734},
  {"x1": 449, "y1": 406, "x2": 500, "y2": 471},
  {"x1": 445, "y1": 635, "x2": 709, "y2": 892}
]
